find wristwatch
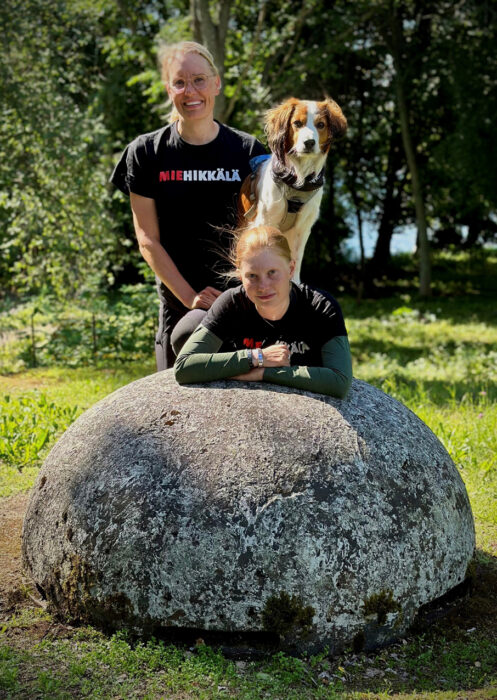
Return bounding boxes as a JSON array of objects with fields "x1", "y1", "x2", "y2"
[
  {"x1": 246, "y1": 348, "x2": 254, "y2": 368},
  {"x1": 257, "y1": 348, "x2": 264, "y2": 367}
]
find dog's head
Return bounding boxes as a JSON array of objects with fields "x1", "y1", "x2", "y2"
[{"x1": 265, "y1": 97, "x2": 347, "y2": 164}]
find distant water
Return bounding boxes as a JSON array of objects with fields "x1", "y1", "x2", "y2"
[{"x1": 342, "y1": 225, "x2": 417, "y2": 261}]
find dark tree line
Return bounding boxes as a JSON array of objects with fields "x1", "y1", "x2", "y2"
[{"x1": 1, "y1": 0, "x2": 496, "y2": 301}]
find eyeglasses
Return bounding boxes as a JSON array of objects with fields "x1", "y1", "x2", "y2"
[{"x1": 169, "y1": 74, "x2": 216, "y2": 94}]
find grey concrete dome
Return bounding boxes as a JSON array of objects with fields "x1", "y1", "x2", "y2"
[{"x1": 22, "y1": 372, "x2": 475, "y2": 654}]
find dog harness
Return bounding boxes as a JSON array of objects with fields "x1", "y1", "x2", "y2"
[{"x1": 244, "y1": 157, "x2": 325, "y2": 231}]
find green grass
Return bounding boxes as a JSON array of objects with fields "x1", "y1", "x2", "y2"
[
  {"x1": 1, "y1": 250, "x2": 496, "y2": 698},
  {"x1": 0, "y1": 363, "x2": 154, "y2": 497}
]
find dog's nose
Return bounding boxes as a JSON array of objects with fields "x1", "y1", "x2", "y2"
[{"x1": 304, "y1": 139, "x2": 316, "y2": 150}]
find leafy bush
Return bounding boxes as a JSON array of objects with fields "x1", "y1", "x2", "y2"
[{"x1": 0, "y1": 285, "x2": 158, "y2": 372}]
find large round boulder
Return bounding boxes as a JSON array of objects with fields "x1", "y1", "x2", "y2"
[{"x1": 22, "y1": 372, "x2": 474, "y2": 654}]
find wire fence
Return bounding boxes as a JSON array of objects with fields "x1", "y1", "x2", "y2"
[{"x1": 1, "y1": 289, "x2": 158, "y2": 372}]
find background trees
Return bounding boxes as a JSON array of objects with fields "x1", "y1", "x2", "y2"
[{"x1": 1, "y1": 0, "x2": 495, "y2": 301}]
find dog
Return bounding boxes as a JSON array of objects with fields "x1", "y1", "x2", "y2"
[{"x1": 239, "y1": 97, "x2": 347, "y2": 283}]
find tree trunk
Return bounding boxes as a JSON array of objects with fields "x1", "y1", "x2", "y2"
[
  {"x1": 372, "y1": 133, "x2": 404, "y2": 273},
  {"x1": 388, "y1": 1, "x2": 431, "y2": 296},
  {"x1": 325, "y1": 159, "x2": 339, "y2": 271},
  {"x1": 190, "y1": 0, "x2": 233, "y2": 120}
]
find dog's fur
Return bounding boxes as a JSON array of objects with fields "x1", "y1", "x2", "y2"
[{"x1": 239, "y1": 97, "x2": 347, "y2": 282}]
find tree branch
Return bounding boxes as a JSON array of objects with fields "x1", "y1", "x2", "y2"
[
  {"x1": 263, "y1": 1, "x2": 313, "y2": 88},
  {"x1": 223, "y1": 1, "x2": 267, "y2": 122}
]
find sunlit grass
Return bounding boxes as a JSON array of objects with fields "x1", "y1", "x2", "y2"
[{"x1": 0, "y1": 363, "x2": 154, "y2": 496}]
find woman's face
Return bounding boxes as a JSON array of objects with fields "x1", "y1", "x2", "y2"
[
  {"x1": 239, "y1": 248, "x2": 295, "y2": 319},
  {"x1": 166, "y1": 52, "x2": 220, "y2": 123}
]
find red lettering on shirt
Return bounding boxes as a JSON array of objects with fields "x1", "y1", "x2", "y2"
[
  {"x1": 159, "y1": 171, "x2": 169, "y2": 182},
  {"x1": 243, "y1": 338, "x2": 263, "y2": 349},
  {"x1": 176, "y1": 170, "x2": 183, "y2": 181}
]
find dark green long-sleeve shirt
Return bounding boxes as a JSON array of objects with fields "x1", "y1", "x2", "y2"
[{"x1": 174, "y1": 326, "x2": 352, "y2": 398}]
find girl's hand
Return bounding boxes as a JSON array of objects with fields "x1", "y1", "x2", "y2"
[
  {"x1": 232, "y1": 368, "x2": 264, "y2": 382},
  {"x1": 191, "y1": 286, "x2": 221, "y2": 310},
  {"x1": 261, "y1": 343, "x2": 290, "y2": 367}
]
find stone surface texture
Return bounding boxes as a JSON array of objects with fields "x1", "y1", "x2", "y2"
[{"x1": 22, "y1": 372, "x2": 475, "y2": 653}]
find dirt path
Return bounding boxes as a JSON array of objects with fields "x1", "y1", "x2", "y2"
[{"x1": 0, "y1": 491, "x2": 30, "y2": 615}]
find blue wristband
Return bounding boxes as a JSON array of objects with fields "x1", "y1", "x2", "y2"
[{"x1": 257, "y1": 348, "x2": 264, "y2": 367}]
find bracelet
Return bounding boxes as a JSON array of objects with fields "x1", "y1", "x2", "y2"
[
  {"x1": 246, "y1": 348, "x2": 253, "y2": 368},
  {"x1": 257, "y1": 348, "x2": 264, "y2": 367}
]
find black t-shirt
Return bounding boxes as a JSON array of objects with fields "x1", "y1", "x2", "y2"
[
  {"x1": 110, "y1": 122, "x2": 266, "y2": 308},
  {"x1": 202, "y1": 283, "x2": 347, "y2": 366}
]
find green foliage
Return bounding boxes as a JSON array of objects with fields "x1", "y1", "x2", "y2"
[
  {"x1": 0, "y1": 646, "x2": 20, "y2": 694},
  {"x1": 1, "y1": 0, "x2": 496, "y2": 298},
  {"x1": 0, "y1": 393, "x2": 78, "y2": 470},
  {"x1": 0, "y1": 285, "x2": 157, "y2": 373},
  {"x1": 0, "y1": 362, "x2": 154, "y2": 494},
  {"x1": 0, "y1": 0, "x2": 115, "y2": 297}
]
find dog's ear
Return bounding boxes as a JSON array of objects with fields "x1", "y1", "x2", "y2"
[
  {"x1": 320, "y1": 97, "x2": 347, "y2": 152},
  {"x1": 265, "y1": 98, "x2": 298, "y2": 164}
]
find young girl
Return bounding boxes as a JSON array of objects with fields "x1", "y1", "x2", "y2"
[{"x1": 174, "y1": 226, "x2": 352, "y2": 398}]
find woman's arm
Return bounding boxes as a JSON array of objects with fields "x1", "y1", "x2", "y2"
[
  {"x1": 263, "y1": 336, "x2": 353, "y2": 398},
  {"x1": 175, "y1": 326, "x2": 352, "y2": 398},
  {"x1": 174, "y1": 326, "x2": 251, "y2": 383},
  {"x1": 130, "y1": 192, "x2": 221, "y2": 310}
]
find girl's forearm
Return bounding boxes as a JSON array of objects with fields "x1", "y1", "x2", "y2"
[{"x1": 174, "y1": 327, "x2": 251, "y2": 383}]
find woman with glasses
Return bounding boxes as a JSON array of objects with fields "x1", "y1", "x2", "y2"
[{"x1": 111, "y1": 41, "x2": 266, "y2": 370}]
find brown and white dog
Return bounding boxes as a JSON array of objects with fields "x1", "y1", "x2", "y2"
[{"x1": 239, "y1": 97, "x2": 347, "y2": 283}]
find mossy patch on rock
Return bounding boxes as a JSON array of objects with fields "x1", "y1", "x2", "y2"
[
  {"x1": 43, "y1": 555, "x2": 135, "y2": 630},
  {"x1": 363, "y1": 589, "x2": 401, "y2": 625},
  {"x1": 262, "y1": 591, "x2": 315, "y2": 640}
]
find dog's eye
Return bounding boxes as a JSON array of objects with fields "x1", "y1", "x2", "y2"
[
  {"x1": 316, "y1": 121, "x2": 325, "y2": 129},
  {"x1": 293, "y1": 120, "x2": 303, "y2": 129}
]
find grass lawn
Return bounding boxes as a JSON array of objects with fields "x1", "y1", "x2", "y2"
[{"x1": 1, "y1": 252, "x2": 496, "y2": 698}]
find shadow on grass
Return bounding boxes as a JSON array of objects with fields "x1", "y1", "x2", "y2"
[
  {"x1": 362, "y1": 376, "x2": 496, "y2": 405},
  {"x1": 342, "y1": 294, "x2": 497, "y2": 326}
]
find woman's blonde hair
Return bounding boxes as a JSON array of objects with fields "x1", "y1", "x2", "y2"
[
  {"x1": 230, "y1": 226, "x2": 293, "y2": 273},
  {"x1": 158, "y1": 41, "x2": 219, "y2": 122}
]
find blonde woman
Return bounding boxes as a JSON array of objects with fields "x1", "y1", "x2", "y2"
[
  {"x1": 111, "y1": 41, "x2": 266, "y2": 369},
  {"x1": 174, "y1": 226, "x2": 352, "y2": 398}
]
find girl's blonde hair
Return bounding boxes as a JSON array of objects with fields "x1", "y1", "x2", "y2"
[
  {"x1": 230, "y1": 226, "x2": 293, "y2": 272},
  {"x1": 158, "y1": 41, "x2": 219, "y2": 122}
]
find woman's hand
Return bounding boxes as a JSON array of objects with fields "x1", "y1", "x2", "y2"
[
  {"x1": 232, "y1": 368, "x2": 264, "y2": 382},
  {"x1": 191, "y1": 286, "x2": 222, "y2": 310},
  {"x1": 261, "y1": 343, "x2": 291, "y2": 367}
]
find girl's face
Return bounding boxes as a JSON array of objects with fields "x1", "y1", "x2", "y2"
[
  {"x1": 238, "y1": 248, "x2": 295, "y2": 319},
  {"x1": 166, "y1": 52, "x2": 220, "y2": 123}
]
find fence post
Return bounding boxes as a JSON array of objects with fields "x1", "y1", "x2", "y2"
[
  {"x1": 92, "y1": 313, "x2": 97, "y2": 361},
  {"x1": 31, "y1": 309, "x2": 37, "y2": 368}
]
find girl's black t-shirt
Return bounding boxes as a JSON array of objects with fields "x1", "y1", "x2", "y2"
[
  {"x1": 201, "y1": 283, "x2": 347, "y2": 366},
  {"x1": 110, "y1": 122, "x2": 266, "y2": 308}
]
